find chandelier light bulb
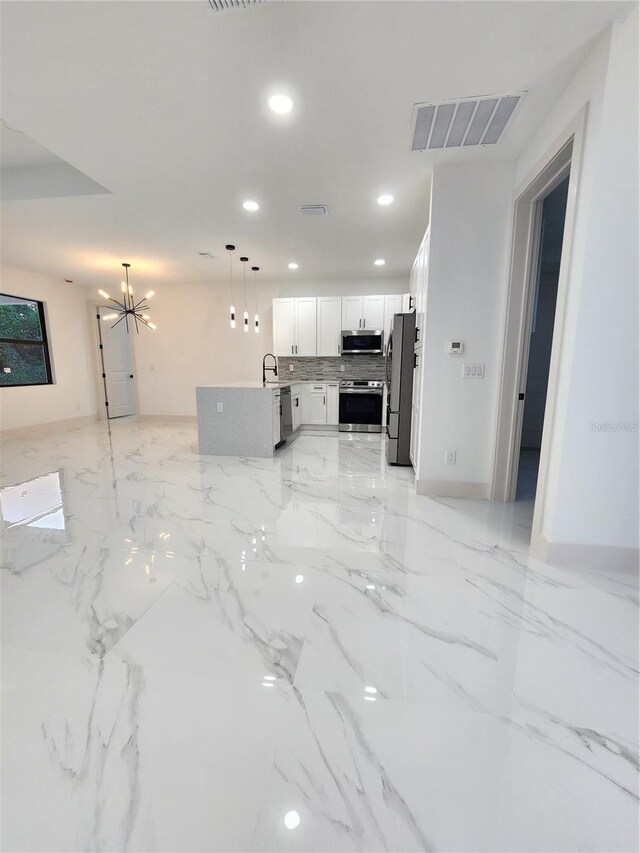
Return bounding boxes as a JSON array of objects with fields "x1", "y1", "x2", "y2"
[
  {"x1": 243, "y1": 310, "x2": 249, "y2": 332},
  {"x1": 148, "y1": 322, "x2": 157, "y2": 330},
  {"x1": 145, "y1": 290, "x2": 155, "y2": 300},
  {"x1": 254, "y1": 314, "x2": 259, "y2": 333},
  {"x1": 102, "y1": 313, "x2": 118, "y2": 321},
  {"x1": 98, "y1": 290, "x2": 110, "y2": 299},
  {"x1": 121, "y1": 281, "x2": 127, "y2": 293},
  {"x1": 230, "y1": 306, "x2": 236, "y2": 329}
]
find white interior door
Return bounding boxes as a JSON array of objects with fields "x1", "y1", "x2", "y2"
[{"x1": 97, "y1": 307, "x2": 135, "y2": 418}]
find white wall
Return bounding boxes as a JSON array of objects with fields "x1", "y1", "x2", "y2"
[
  {"x1": 520, "y1": 9, "x2": 639, "y2": 553},
  {"x1": 133, "y1": 276, "x2": 407, "y2": 417},
  {"x1": 0, "y1": 265, "x2": 98, "y2": 431},
  {"x1": 416, "y1": 162, "x2": 515, "y2": 493}
]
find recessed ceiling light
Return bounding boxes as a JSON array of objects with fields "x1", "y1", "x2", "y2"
[
  {"x1": 288, "y1": 262, "x2": 299, "y2": 270},
  {"x1": 377, "y1": 194, "x2": 394, "y2": 206},
  {"x1": 374, "y1": 259, "x2": 385, "y2": 266},
  {"x1": 243, "y1": 200, "x2": 260, "y2": 212},
  {"x1": 269, "y1": 94, "x2": 293, "y2": 114}
]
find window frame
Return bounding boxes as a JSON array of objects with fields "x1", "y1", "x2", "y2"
[{"x1": 0, "y1": 293, "x2": 53, "y2": 388}]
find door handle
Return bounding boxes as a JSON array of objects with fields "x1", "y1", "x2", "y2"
[
  {"x1": 414, "y1": 353, "x2": 419, "y2": 368},
  {"x1": 415, "y1": 327, "x2": 420, "y2": 343},
  {"x1": 129, "y1": 374, "x2": 134, "y2": 378},
  {"x1": 323, "y1": 396, "x2": 326, "y2": 405},
  {"x1": 363, "y1": 318, "x2": 366, "y2": 328},
  {"x1": 291, "y1": 345, "x2": 294, "y2": 354}
]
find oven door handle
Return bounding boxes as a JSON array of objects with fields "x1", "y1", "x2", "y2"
[{"x1": 339, "y1": 389, "x2": 383, "y2": 396}]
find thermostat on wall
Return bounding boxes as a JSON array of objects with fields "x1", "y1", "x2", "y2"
[{"x1": 448, "y1": 341, "x2": 464, "y2": 354}]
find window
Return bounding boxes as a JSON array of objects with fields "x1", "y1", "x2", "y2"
[{"x1": 0, "y1": 294, "x2": 53, "y2": 387}]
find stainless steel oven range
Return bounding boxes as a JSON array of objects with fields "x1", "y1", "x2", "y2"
[{"x1": 338, "y1": 380, "x2": 383, "y2": 433}]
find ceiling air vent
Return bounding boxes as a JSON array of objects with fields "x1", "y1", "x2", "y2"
[
  {"x1": 207, "y1": 0, "x2": 263, "y2": 12},
  {"x1": 411, "y1": 93, "x2": 524, "y2": 151},
  {"x1": 299, "y1": 205, "x2": 328, "y2": 216}
]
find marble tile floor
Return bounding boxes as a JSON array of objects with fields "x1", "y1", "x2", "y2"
[{"x1": 1, "y1": 418, "x2": 638, "y2": 852}]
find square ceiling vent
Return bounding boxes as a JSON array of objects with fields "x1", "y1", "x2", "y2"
[{"x1": 410, "y1": 93, "x2": 524, "y2": 151}]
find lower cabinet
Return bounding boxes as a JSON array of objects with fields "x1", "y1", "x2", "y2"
[
  {"x1": 272, "y1": 395, "x2": 281, "y2": 448},
  {"x1": 292, "y1": 391, "x2": 302, "y2": 431},
  {"x1": 326, "y1": 382, "x2": 339, "y2": 425},
  {"x1": 304, "y1": 383, "x2": 327, "y2": 425}
]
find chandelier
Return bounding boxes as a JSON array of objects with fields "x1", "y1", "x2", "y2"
[{"x1": 98, "y1": 263, "x2": 156, "y2": 333}]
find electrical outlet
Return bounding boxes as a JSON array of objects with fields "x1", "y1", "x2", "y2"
[
  {"x1": 289, "y1": 364, "x2": 294, "y2": 372},
  {"x1": 340, "y1": 364, "x2": 346, "y2": 372},
  {"x1": 445, "y1": 450, "x2": 456, "y2": 465},
  {"x1": 216, "y1": 402, "x2": 224, "y2": 413}
]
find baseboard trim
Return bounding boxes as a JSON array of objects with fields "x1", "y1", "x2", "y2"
[
  {"x1": 415, "y1": 479, "x2": 490, "y2": 499},
  {"x1": 137, "y1": 414, "x2": 198, "y2": 423},
  {"x1": 543, "y1": 539, "x2": 639, "y2": 575},
  {"x1": 0, "y1": 413, "x2": 98, "y2": 440}
]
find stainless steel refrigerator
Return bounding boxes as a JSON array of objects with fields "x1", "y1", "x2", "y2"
[{"x1": 385, "y1": 312, "x2": 416, "y2": 465}]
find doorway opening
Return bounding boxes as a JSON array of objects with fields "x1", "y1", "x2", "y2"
[
  {"x1": 515, "y1": 175, "x2": 569, "y2": 501},
  {"x1": 96, "y1": 306, "x2": 136, "y2": 419}
]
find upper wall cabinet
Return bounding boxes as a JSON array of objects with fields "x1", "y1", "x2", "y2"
[
  {"x1": 383, "y1": 294, "x2": 402, "y2": 342},
  {"x1": 274, "y1": 293, "x2": 410, "y2": 357},
  {"x1": 273, "y1": 298, "x2": 295, "y2": 356},
  {"x1": 341, "y1": 295, "x2": 385, "y2": 330},
  {"x1": 273, "y1": 297, "x2": 317, "y2": 356},
  {"x1": 295, "y1": 297, "x2": 317, "y2": 356},
  {"x1": 316, "y1": 297, "x2": 342, "y2": 356}
]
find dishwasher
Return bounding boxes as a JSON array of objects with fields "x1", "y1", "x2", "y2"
[{"x1": 279, "y1": 386, "x2": 293, "y2": 444}]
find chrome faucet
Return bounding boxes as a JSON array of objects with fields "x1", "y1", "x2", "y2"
[{"x1": 262, "y1": 353, "x2": 278, "y2": 385}]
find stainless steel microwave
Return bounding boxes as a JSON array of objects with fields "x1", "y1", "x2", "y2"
[{"x1": 341, "y1": 329, "x2": 384, "y2": 354}]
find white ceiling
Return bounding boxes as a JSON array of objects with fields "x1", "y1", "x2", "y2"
[{"x1": 0, "y1": 0, "x2": 632, "y2": 289}]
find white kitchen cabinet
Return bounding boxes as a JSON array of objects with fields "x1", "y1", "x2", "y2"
[
  {"x1": 362, "y1": 295, "x2": 385, "y2": 329},
  {"x1": 273, "y1": 298, "x2": 296, "y2": 356},
  {"x1": 291, "y1": 391, "x2": 301, "y2": 432},
  {"x1": 273, "y1": 297, "x2": 317, "y2": 356},
  {"x1": 326, "y1": 382, "x2": 339, "y2": 425},
  {"x1": 316, "y1": 297, "x2": 342, "y2": 356},
  {"x1": 341, "y1": 296, "x2": 363, "y2": 330},
  {"x1": 341, "y1": 295, "x2": 385, "y2": 330},
  {"x1": 303, "y1": 383, "x2": 327, "y2": 425},
  {"x1": 272, "y1": 397, "x2": 281, "y2": 447},
  {"x1": 383, "y1": 294, "x2": 402, "y2": 343},
  {"x1": 294, "y1": 298, "x2": 317, "y2": 356}
]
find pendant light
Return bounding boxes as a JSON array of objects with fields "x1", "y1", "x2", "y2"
[
  {"x1": 226, "y1": 244, "x2": 236, "y2": 328},
  {"x1": 252, "y1": 266, "x2": 260, "y2": 333},
  {"x1": 240, "y1": 256, "x2": 249, "y2": 332},
  {"x1": 97, "y1": 263, "x2": 156, "y2": 333}
]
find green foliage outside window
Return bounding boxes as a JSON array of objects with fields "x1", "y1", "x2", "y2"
[{"x1": 0, "y1": 295, "x2": 52, "y2": 387}]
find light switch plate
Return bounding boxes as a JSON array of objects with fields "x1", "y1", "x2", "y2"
[
  {"x1": 445, "y1": 450, "x2": 456, "y2": 464},
  {"x1": 216, "y1": 402, "x2": 224, "y2": 413},
  {"x1": 462, "y1": 363, "x2": 485, "y2": 378},
  {"x1": 289, "y1": 364, "x2": 294, "y2": 372}
]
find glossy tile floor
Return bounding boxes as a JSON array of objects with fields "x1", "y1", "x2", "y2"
[{"x1": 1, "y1": 420, "x2": 638, "y2": 852}]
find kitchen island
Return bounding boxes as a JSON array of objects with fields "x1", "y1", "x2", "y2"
[{"x1": 196, "y1": 382, "x2": 290, "y2": 457}]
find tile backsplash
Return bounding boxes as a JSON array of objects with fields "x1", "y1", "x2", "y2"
[{"x1": 277, "y1": 354, "x2": 385, "y2": 381}]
